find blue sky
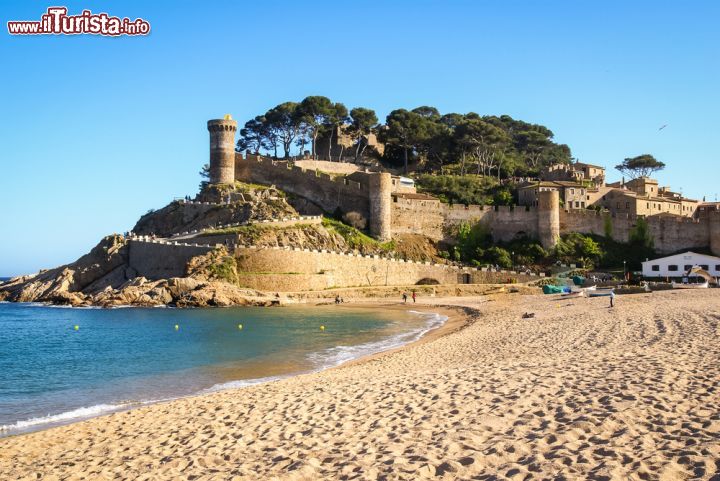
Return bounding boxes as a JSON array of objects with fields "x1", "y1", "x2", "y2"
[{"x1": 1, "y1": 0, "x2": 718, "y2": 276}]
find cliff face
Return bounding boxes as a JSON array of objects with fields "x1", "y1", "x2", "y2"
[{"x1": 0, "y1": 235, "x2": 129, "y2": 304}]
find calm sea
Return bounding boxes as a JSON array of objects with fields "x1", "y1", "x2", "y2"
[{"x1": 0, "y1": 302, "x2": 444, "y2": 435}]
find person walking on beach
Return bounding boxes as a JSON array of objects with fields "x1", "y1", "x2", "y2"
[
  {"x1": 412, "y1": 291, "x2": 416, "y2": 303},
  {"x1": 402, "y1": 292, "x2": 408, "y2": 303},
  {"x1": 609, "y1": 291, "x2": 615, "y2": 308}
]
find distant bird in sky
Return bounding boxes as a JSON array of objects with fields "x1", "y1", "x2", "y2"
[{"x1": 658, "y1": 124, "x2": 668, "y2": 131}]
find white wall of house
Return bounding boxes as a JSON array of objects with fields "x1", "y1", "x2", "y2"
[{"x1": 641, "y1": 251, "x2": 720, "y2": 277}]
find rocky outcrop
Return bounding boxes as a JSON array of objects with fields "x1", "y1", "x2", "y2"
[
  {"x1": 133, "y1": 186, "x2": 297, "y2": 238},
  {"x1": 0, "y1": 235, "x2": 128, "y2": 303}
]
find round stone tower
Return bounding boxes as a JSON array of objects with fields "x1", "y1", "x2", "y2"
[
  {"x1": 537, "y1": 189, "x2": 560, "y2": 249},
  {"x1": 368, "y1": 172, "x2": 392, "y2": 241},
  {"x1": 207, "y1": 115, "x2": 238, "y2": 184}
]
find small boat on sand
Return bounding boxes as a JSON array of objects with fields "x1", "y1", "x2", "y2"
[
  {"x1": 672, "y1": 280, "x2": 708, "y2": 289},
  {"x1": 588, "y1": 287, "x2": 614, "y2": 297}
]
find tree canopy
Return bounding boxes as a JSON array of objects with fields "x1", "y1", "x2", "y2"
[
  {"x1": 234, "y1": 97, "x2": 574, "y2": 178},
  {"x1": 615, "y1": 154, "x2": 666, "y2": 179}
]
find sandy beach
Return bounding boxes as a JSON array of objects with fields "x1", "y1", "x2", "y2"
[{"x1": 2, "y1": 289, "x2": 719, "y2": 480}]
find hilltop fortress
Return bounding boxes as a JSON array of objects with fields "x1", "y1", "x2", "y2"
[
  {"x1": 2, "y1": 116, "x2": 719, "y2": 306},
  {"x1": 210, "y1": 116, "x2": 720, "y2": 257}
]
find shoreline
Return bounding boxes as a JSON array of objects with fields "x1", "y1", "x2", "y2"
[
  {"x1": 0, "y1": 301, "x2": 464, "y2": 439},
  {"x1": 5, "y1": 290, "x2": 717, "y2": 479}
]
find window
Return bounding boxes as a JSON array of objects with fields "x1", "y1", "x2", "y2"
[
  {"x1": 587, "y1": 195, "x2": 590, "y2": 200},
  {"x1": 700, "y1": 265, "x2": 709, "y2": 271},
  {"x1": 647, "y1": 203, "x2": 650, "y2": 209},
  {"x1": 651, "y1": 265, "x2": 660, "y2": 272},
  {"x1": 684, "y1": 265, "x2": 692, "y2": 271},
  {"x1": 575, "y1": 201, "x2": 580, "y2": 208},
  {"x1": 626, "y1": 202, "x2": 630, "y2": 209},
  {"x1": 668, "y1": 265, "x2": 679, "y2": 271},
  {"x1": 570, "y1": 188, "x2": 575, "y2": 194},
  {"x1": 716, "y1": 265, "x2": 720, "y2": 271}
]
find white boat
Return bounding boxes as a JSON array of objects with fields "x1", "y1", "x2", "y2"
[
  {"x1": 588, "y1": 287, "x2": 614, "y2": 297},
  {"x1": 672, "y1": 280, "x2": 708, "y2": 289}
]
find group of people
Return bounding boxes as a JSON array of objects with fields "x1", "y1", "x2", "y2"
[
  {"x1": 334, "y1": 295, "x2": 345, "y2": 304},
  {"x1": 402, "y1": 291, "x2": 417, "y2": 303}
]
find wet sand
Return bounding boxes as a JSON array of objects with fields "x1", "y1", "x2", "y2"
[{"x1": 2, "y1": 289, "x2": 720, "y2": 480}]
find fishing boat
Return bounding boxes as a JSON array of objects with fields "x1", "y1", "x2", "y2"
[
  {"x1": 587, "y1": 287, "x2": 614, "y2": 297},
  {"x1": 672, "y1": 280, "x2": 709, "y2": 289}
]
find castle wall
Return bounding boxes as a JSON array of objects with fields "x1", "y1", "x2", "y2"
[
  {"x1": 487, "y1": 206, "x2": 540, "y2": 242},
  {"x1": 562, "y1": 209, "x2": 711, "y2": 254},
  {"x1": 391, "y1": 198, "x2": 445, "y2": 240},
  {"x1": 711, "y1": 212, "x2": 720, "y2": 256},
  {"x1": 236, "y1": 154, "x2": 371, "y2": 228},
  {"x1": 647, "y1": 216, "x2": 709, "y2": 254},
  {"x1": 128, "y1": 240, "x2": 214, "y2": 280},
  {"x1": 233, "y1": 246, "x2": 537, "y2": 291}
]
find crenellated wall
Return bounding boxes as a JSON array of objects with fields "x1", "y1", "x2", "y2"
[
  {"x1": 233, "y1": 245, "x2": 538, "y2": 291},
  {"x1": 236, "y1": 153, "x2": 372, "y2": 227},
  {"x1": 391, "y1": 197, "x2": 538, "y2": 243},
  {"x1": 231, "y1": 153, "x2": 716, "y2": 254},
  {"x1": 561, "y1": 209, "x2": 712, "y2": 254}
]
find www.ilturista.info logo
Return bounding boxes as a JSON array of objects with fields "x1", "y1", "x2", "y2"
[{"x1": 7, "y1": 7, "x2": 150, "y2": 36}]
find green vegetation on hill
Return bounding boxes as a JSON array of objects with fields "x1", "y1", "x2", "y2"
[
  {"x1": 415, "y1": 174, "x2": 515, "y2": 206},
  {"x1": 449, "y1": 220, "x2": 656, "y2": 270},
  {"x1": 321, "y1": 217, "x2": 395, "y2": 253}
]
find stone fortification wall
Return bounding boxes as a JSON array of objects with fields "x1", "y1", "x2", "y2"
[
  {"x1": 561, "y1": 209, "x2": 712, "y2": 254},
  {"x1": 391, "y1": 198, "x2": 538, "y2": 242},
  {"x1": 711, "y1": 211, "x2": 720, "y2": 256},
  {"x1": 128, "y1": 239, "x2": 215, "y2": 280},
  {"x1": 233, "y1": 245, "x2": 539, "y2": 291},
  {"x1": 647, "y1": 216, "x2": 709, "y2": 254},
  {"x1": 236, "y1": 154, "x2": 371, "y2": 227}
]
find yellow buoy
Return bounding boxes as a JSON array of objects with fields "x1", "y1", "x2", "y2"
[
  {"x1": 238, "y1": 324, "x2": 243, "y2": 330},
  {"x1": 320, "y1": 325, "x2": 325, "y2": 331},
  {"x1": 74, "y1": 325, "x2": 79, "y2": 331},
  {"x1": 174, "y1": 324, "x2": 179, "y2": 330}
]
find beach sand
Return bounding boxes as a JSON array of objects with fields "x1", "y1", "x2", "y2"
[{"x1": 2, "y1": 289, "x2": 720, "y2": 480}]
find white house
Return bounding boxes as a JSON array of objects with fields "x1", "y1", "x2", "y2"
[{"x1": 641, "y1": 251, "x2": 720, "y2": 278}]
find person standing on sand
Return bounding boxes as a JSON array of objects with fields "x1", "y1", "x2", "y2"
[
  {"x1": 609, "y1": 291, "x2": 615, "y2": 308},
  {"x1": 412, "y1": 291, "x2": 416, "y2": 303},
  {"x1": 402, "y1": 292, "x2": 408, "y2": 303}
]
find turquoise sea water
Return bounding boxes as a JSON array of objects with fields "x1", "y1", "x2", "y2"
[{"x1": 0, "y1": 302, "x2": 444, "y2": 435}]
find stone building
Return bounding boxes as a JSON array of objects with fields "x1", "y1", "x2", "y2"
[
  {"x1": 517, "y1": 181, "x2": 588, "y2": 209},
  {"x1": 540, "y1": 161, "x2": 605, "y2": 186}
]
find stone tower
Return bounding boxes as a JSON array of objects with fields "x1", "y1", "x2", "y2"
[
  {"x1": 207, "y1": 115, "x2": 238, "y2": 184},
  {"x1": 710, "y1": 210, "x2": 720, "y2": 257},
  {"x1": 368, "y1": 172, "x2": 392, "y2": 241},
  {"x1": 537, "y1": 190, "x2": 560, "y2": 249}
]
